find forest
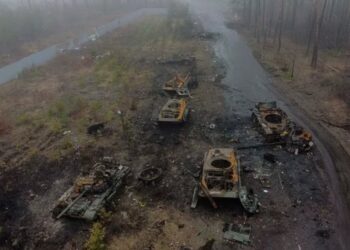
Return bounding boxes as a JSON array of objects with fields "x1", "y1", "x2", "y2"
[
  {"x1": 0, "y1": 0, "x2": 349, "y2": 249},
  {"x1": 232, "y1": 0, "x2": 350, "y2": 67}
]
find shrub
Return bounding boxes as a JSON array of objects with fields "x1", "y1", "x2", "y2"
[{"x1": 85, "y1": 222, "x2": 106, "y2": 250}]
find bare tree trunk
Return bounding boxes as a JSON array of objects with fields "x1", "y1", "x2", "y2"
[
  {"x1": 277, "y1": 0, "x2": 285, "y2": 53},
  {"x1": 336, "y1": 0, "x2": 350, "y2": 49},
  {"x1": 243, "y1": 0, "x2": 247, "y2": 24},
  {"x1": 291, "y1": 55, "x2": 296, "y2": 79},
  {"x1": 291, "y1": 0, "x2": 298, "y2": 32},
  {"x1": 327, "y1": 0, "x2": 336, "y2": 22},
  {"x1": 248, "y1": 0, "x2": 252, "y2": 28},
  {"x1": 103, "y1": 0, "x2": 108, "y2": 13},
  {"x1": 255, "y1": 0, "x2": 261, "y2": 43},
  {"x1": 306, "y1": 6, "x2": 317, "y2": 56},
  {"x1": 268, "y1": 0, "x2": 275, "y2": 38},
  {"x1": 311, "y1": 0, "x2": 328, "y2": 68},
  {"x1": 262, "y1": 0, "x2": 267, "y2": 46}
]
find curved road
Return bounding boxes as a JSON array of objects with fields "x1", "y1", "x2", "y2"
[{"x1": 184, "y1": 0, "x2": 350, "y2": 249}]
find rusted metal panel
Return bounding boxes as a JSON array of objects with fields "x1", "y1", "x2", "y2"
[
  {"x1": 193, "y1": 148, "x2": 258, "y2": 213},
  {"x1": 252, "y1": 102, "x2": 289, "y2": 142},
  {"x1": 162, "y1": 73, "x2": 191, "y2": 97},
  {"x1": 158, "y1": 99, "x2": 189, "y2": 124}
]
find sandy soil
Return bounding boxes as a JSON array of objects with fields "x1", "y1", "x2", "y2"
[{"x1": 0, "y1": 6, "x2": 344, "y2": 250}]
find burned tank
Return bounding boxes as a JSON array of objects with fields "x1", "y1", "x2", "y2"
[
  {"x1": 52, "y1": 164, "x2": 130, "y2": 221},
  {"x1": 287, "y1": 125, "x2": 314, "y2": 153},
  {"x1": 252, "y1": 102, "x2": 289, "y2": 142},
  {"x1": 191, "y1": 148, "x2": 258, "y2": 214},
  {"x1": 158, "y1": 98, "x2": 189, "y2": 124},
  {"x1": 252, "y1": 102, "x2": 314, "y2": 153},
  {"x1": 162, "y1": 73, "x2": 191, "y2": 97}
]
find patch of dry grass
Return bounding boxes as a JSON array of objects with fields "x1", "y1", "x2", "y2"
[{"x1": 0, "y1": 12, "x2": 207, "y2": 165}]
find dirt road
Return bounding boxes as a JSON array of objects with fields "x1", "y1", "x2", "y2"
[
  {"x1": 184, "y1": 0, "x2": 350, "y2": 249},
  {"x1": 0, "y1": 2, "x2": 349, "y2": 249}
]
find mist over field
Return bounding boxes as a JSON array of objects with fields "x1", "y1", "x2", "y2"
[{"x1": 0, "y1": 0, "x2": 349, "y2": 249}]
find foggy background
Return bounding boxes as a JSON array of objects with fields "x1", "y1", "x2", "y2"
[{"x1": 0, "y1": 0, "x2": 167, "y2": 57}]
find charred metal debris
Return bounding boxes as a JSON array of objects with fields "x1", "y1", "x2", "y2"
[
  {"x1": 191, "y1": 148, "x2": 258, "y2": 214},
  {"x1": 157, "y1": 72, "x2": 195, "y2": 125},
  {"x1": 52, "y1": 163, "x2": 130, "y2": 221},
  {"x1": 162, "y1": 73, "x2": 192, "y2": 97},
  {"x1": 251, "y1": 101, "x2": 314, "y2": 154},
  {"x1": 223, "y1": 223, "x2": 251, "y2": 245},
  {"x1": 51, "y1": 57, "x2": 316, "y2": 247},
  {"x1": 138, "y1": 167, "x2": 163, "y2": 185},
  {"x1": 158, "y1": 98, "x2": 190, "y2": 124}
]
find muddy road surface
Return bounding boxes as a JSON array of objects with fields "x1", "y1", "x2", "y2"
[
  {"x1": 0, "y1": 1, "x2": 349, "y2": 249},
  {"x1": 184, "y1": 0, "x2": 350, "y2": 249}
]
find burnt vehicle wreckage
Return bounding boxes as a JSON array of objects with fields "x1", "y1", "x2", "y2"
[
  {"x1": 251, "y1": 101, "x2": 313, "y2": 154},
  {"x1": 162, "y1": 73, "x2": 192, "y2": 97},
  {"x1": 49, "y1": 58, "x2": 316, "y2": 247},
  {"x1": 52, "y1": 163, "x2": 130, "y2": 220},
  {"x1": 191, "y1": 148, "x2": 258, "y2": 214},
  {"x1": 158, "y1": 98, "x2": 190, "y2": 124}
]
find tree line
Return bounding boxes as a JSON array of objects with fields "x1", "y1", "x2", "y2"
[{"x1": 232, "y1": 0, "x2": 350, "y2": 67}]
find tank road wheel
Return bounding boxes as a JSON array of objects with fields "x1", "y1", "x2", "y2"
[{"x1": 139, "y1": 167, "x2": 163, "y2": 185}]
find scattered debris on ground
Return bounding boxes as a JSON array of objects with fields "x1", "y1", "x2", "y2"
[
  {"x1": 223, "y1": 223, "x2": 251, "y2": 245},
  {"x1": 0, "y1": 4, "x2": 341, "y2": 250}
]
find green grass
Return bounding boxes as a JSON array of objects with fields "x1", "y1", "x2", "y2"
[
  {"x1": 18, "y1": 66, "x2": 46, "y2": 81},
  {"x1": 10, "y1": 10, "x2": 196, "y2": 162},
  {"x1": 45, "y1": 96, "x2": 88, "y2": 133}
]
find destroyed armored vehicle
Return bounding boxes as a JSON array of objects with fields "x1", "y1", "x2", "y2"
[
  {"x1": 191, "y1": 148, "x2": 258, "y2": 213},
  {"x1": 158, "y1": 98, "x2": 189, "y2": 124},
  {"x1": 252, "y1": 102, "x2": 289, "y2": 142},
  {"x1": 287, "y1": 125, "x2": 314, "y2": 153},
  {"x1": 162, "y1": 73, "x2": 191, "y2": 96},
  {"x1": 251, "y1": 102, "x2": 314, "y2": 152},
  {"x1": 52, "y1": 164, "x2": 130, "y2": 221}
]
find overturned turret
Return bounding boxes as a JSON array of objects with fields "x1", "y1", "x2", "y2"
[{"x1": 52, "y1": 164, "x2": 130, "y2": 221}]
